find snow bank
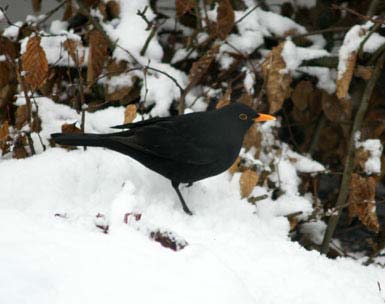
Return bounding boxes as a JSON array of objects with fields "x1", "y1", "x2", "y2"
[
  {"x1": 1, "y1": 99, "x2": 384, "y2": 304},
  {"x1": 0, "y1": 147, "x2": 384, "y2": 304}
]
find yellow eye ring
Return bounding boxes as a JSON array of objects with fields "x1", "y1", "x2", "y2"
[{"x1": 239, "y1": 113, "x2": 248, "y2": 120}]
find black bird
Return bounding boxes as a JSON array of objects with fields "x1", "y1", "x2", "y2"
[{"x1": 51, "y1": 103, "x2": 275, "y2": 215}]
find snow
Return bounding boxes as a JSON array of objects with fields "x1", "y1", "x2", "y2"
[
  {"x1": 282, "y1": 40, "x2": 330, "y2": 73},
  {"x1": 338, "y1": 23, "x2": 385, "y2": 79},
  {"x1": 0, "y1": 98, "x2": 385, "y2": 303},
  {"x1": 0, "y1": 9, "x2": 5, "y2": 22},
  {"x1": 355, "y1": 134, "x2": 383, "y2": 175},
  {"x1": 281, "y1": 40, "x2": 337, "y2": 93},
  {"x1": 1, "y1": 147, "x2": 385, "y2": 303},
  {"x1": 102, "y1": 0, "x2": 188, "y2": 116},
  {"x1": 2, "y1": 22, "x2": 22, "y2": 40},
  {"x1": 301, "y1": 220, "x2": 327, "y2": 245}
]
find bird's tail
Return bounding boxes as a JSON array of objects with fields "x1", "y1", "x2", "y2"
[{"x1": 51, "y1": 133, "x2": 109, "y2": 148}]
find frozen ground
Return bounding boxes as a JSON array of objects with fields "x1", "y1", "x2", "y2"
[{"x1": 0, "y1": 100, "x2": 385, "y2": 303}]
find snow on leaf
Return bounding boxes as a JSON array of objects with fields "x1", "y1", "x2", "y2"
[{"x1": 336, "y1": 52, "x2": 357, "y2": 100}]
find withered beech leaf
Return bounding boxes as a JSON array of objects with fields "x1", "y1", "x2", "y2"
[
  {"x1": 176, "y1": 0, "x2": 196, "y2": 17},
  {"x1": 0, "y1": 121, "x2": 9, "y2": 152},
  {"x1": 13, "y1": 135, "x2": 28, "y2": 159},
  {"x1": 21, "y1": 36, "x2": 49, "y2": 91},
  {"x1": 348, "y1": 173, "x2": 379, "y2": 233},
  {"x1": 336, "y1": 52, "x2": 357, "y2": 100},
  {"x1": 354, "y1": 147, "x2": 370, "y2": 173},
  {"x1": 216, "y1": 86, "x2": 232, "y2": 109},
  {"x1": 64, "y1": 39, "x2": 85, "y2": 66},
  {"x1": 261, "y1": 43, "x2": 292, "y2": 114},
  {"x1": 189, "y1": 45, "x2": 219, "y2": 86},
  {"x1": 32, "y1": 0, "x2": 42, "y2": 12},
  {"x1": 217, "y1": 0, "x2": 235, "y2": 40},
  {"x1": 0, "y1": 62, "x2": 10, "y2": 88},
  {"x1": 354, "y1": 65, "x2": 373, "y2": 80},
  {"x1": 240, "y1": 169, "x2": 259, "y2": 198},
  {"x1": 321, "y1": 91, "x2": 351, "y2": 123},
  {"x1": 243, "y1": 123, "x2": 262, "y2": 151},
  {"x1": 15, "y1": 105, "x2": 28, "y2": 130},
  {"x1": 228, "y1": 156, "x2": 241, "y2": 174},
  {"x1": 124, "y1": 104, "x2": 137, "y2": 124},
  {"x1": 106, "y1": 1, "x2": 120, "y2": 19},
  {"x1": 61, "y1": 123, "x2": 82, "y2": 134},
  {"x1": 291, "y1": 80, "x2": 313, "y2": 111},
  {"x1": 87, "y1": 29, "x2": 109, "y2": 85},
  {"x1": 62, "y1": 0, "x2": 74, "y2": 21}
]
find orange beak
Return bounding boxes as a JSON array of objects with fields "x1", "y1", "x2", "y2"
[{"x1": 254, "y1": 113, "x2": 276, "y2": 122}]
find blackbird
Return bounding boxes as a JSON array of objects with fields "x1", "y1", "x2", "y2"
[{"x1": 51, "y1": 103, "x2": 275, "y2": 215}]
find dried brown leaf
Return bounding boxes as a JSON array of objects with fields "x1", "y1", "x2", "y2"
[
  {"x1": 21, "y1": 36, "x2": 49, "y2": 91},
  {"x1": 0, "y1": 120, "x2": 9, "y2": 153},
  {"x1": 189, "y1": 45, "x2": 219, "y2": 86},
  {"x1": 0, "y1": 36, "x2": 18, "y2": 59},
  {"x1": 321, "y1": 91, "x2": 351, "y2": 123},
  {"x1": 240, "y1": 169, "x2": 259, "y2": 198},
  {"x1": 354, "y1": 65, "x2": 373, "y2": 80},
  {"x1": 106, "y1": 1, "x2": 120, "y2": 19},
  {"x1": 176, "y1": 0, "x2": 196, "y2": 17},
  {"x1": 0, "y1": 62, "x2": 10, "y2": 88},
  {"x1": 217, "y1": 0, "x2": 234, "y2": 40},
  {"x1": 336, "y1": 52, "x2": 357, "y2": 100},
  {"x1": 262, "y1": 43, "x2": 292, "y2": 114},
  {"x1": 228, "y1": 156, "x2": 241, "y2": 174},
  {"x1": 243, "y1": 123, "x2": 262, "y2": 151},
  {"x1": 87, "y1": 29, "x2": 109, "y2": 85},
  {"x1": 355, "y1": 147, "x2": 370, "y2": 173},
  {"x1": 348, "y1": 173, "x2": 379, "y2": 232},
  {"x1": 291, "y1": 80, "x2": 313, "y2": 111},
  {"x1": 61, "y1": 123, "x2": 82, "y2": 134},
  {"x1": 216, "y1": 87, "x2": 232, "y2": 109},
  {"x1": 32, "y1": 0, "x2": 41, "y2": 12},
  {"x1": 124, "y1": 104, "x2": 137, "y2": 124},
  {"x1": 64, "y1": 39, "x2": 85, "y2": 66},
  {"x1": 62, "y1": 0, "x2": 74, "y2": 20},
  {"x1": 13, "y1": 135, "x2": 28, "y2": 159},
  {"x1": 15, "y1": 105, "x2": 28, "y2": 130}
]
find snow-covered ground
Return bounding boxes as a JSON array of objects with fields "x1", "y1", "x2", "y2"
[{"x1": 1, "y1": 99, "x2": 385, "y2": 304}]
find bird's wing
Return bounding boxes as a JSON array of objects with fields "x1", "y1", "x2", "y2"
[
  {"x1": 111, "y1": 116, "x2": 171, "y2": 129},
  {"x1": 111, "y1": 120, "x2": 219, "y2": 165}
]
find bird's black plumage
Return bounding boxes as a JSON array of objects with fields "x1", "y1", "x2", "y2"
[{"x1": 51, "y1": 103, "x2": 274, "y2": 215}]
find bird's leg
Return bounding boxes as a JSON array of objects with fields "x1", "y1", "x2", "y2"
[{"x1": 171, "y1": 181, "x2": 193, "y2": 215}]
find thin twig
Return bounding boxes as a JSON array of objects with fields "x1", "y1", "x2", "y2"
[
  {"x1": 358, "y1": 22, "x2": 382, "y2": 59},
  {"x1": 309, "y1": 114, "x2": 326, "y2": 155},
  {"x1": 292, "y1": 27, "x2": 350, "y2": 39},
  {"x1": 331, "y1": 4, "x2": 385, "y2": 25},
  {"x1": 320, "y1": 46, "x2": 385, "y2": 254},
  {"x1": 234, "y1": 4, "x2": 260, "y2": 25},
  {"x1": 37, "y1": 0, "x2": 67, "y2": 26}
]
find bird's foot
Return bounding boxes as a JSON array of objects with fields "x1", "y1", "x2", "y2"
[{"x1": 186, "y1": 182, "x2": 194, "y2": 188}]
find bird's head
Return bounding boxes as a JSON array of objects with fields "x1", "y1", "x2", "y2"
[{"x1": 221, "y1": 102, "x2": 275, "y2": 130}]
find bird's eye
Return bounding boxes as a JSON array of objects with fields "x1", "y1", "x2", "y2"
[{"x1": 239, "y1": 113, "x2": 248, "y2": 120}]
